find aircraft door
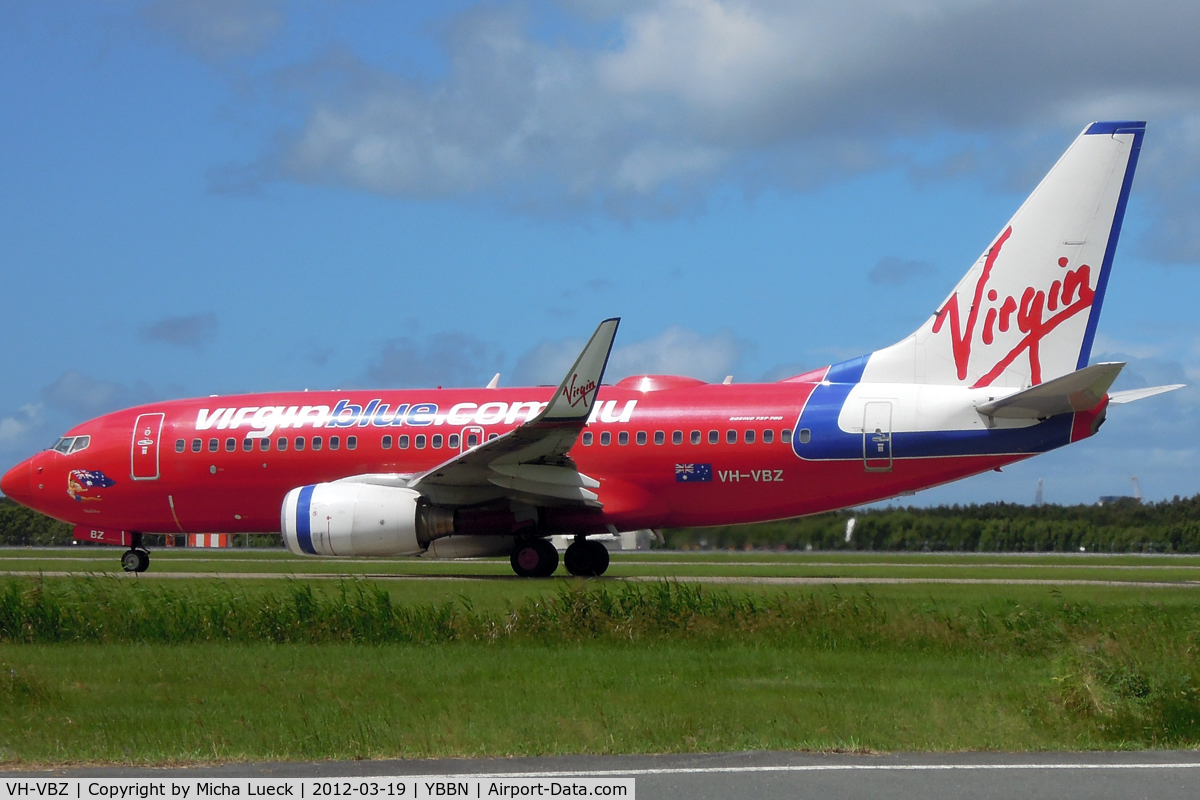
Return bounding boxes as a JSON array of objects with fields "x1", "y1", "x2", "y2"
[
  {"x1": 460, "y1": 426, "x2": 484, "y2": 452},
  {"x1": 862, "y1": 401, "x2": 893, "y2": 472},
  {"x1": 131, "y1": 412, "x2": 165, "y2": 480}
]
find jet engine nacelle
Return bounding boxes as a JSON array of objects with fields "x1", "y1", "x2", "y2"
[{"x1": 280, "y1": 482, "x2": 454, "y2": 557}]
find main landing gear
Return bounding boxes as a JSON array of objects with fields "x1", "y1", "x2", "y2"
[
  {"x1": 564, "y1": 537, "x2": 610, "y2": 577},
  {"x1": 121, "y1": 532, "x2": 150, "y2": 573},
  {"x1": 510, "y1": 538, "x2": 558, "y2": 578},
  {"x1": 508, "y1": 536, "x2": 612, "y2": 578}
]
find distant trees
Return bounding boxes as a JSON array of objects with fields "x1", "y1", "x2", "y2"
[
  {"x1": 3, "y1": 494, "x2": 1200, "y2": 552},
  {"x1": 0, "y1": 498, "x2": 73, "y2": 546},
  {"x1": 664, "y1": 495, "x2": 1200, "y2": 553}
]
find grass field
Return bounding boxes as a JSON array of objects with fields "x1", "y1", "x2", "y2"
[{"x1": 1, "y1": 547, "x2": 1198, "y2": 766}]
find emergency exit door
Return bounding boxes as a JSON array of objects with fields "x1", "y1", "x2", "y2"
[
  {"x1": 863, "y1": 401, "x2": 893, "y2": 472},
  {"x1": 131, "y1": 412, "x2": 164, "y2": 480}
]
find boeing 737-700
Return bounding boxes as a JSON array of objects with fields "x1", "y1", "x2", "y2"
[{"x1": 0, "y1": 121, "x2": 1182, "y2": 576}]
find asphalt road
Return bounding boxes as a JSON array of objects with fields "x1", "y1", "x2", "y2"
[{"x1": 6, "y1": 750, "x2": 1200, "y2": 800}]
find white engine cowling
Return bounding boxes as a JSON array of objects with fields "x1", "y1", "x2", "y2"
[
  {"x1": 424, "y1": 535, "x2": 516, "y2": 559},
  {"x1": 280, "y1": 483, "x2": 453, "y2": 556}
]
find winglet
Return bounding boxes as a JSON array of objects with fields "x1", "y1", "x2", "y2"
[{"x1": 537, "y1": 318, "x2": 620, "y2": 423}]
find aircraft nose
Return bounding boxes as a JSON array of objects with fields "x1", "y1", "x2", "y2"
[{"x1": 1, "y1": 460, "x2": 32, "y2": 504}]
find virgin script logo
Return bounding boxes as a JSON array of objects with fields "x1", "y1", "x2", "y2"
[
  {"x1": 562, "y1": 373, "x2": 597, "y2": 407},
  {"x1": 931, "y1": 226, "x2": 1095, "y2": 388}
]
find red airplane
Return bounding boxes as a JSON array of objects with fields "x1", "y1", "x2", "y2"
[{"x1": 0, "y1": 121, "x2": 1183, "y2": 576}]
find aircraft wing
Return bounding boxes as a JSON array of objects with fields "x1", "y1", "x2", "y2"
[{"x1": 405, "y1": 318, "x2": 620, "y2": 508}]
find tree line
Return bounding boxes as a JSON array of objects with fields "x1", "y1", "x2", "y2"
[
  {"x1": 4, "y1": 494, "x2": 1200, "y2": 552},
  {"x1": 666, "y1": 495, "x2": 1200, "y2": 552}
]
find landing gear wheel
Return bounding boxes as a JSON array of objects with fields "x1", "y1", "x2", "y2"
[
  {"x1": 510, "y1": 539, "x2": 559, "y2": 578},
  {"x1": 566, "y1": 540, "x2": 610, "y2": 576},
  {"x1": 565, "y1": 539, "x2": 610, "y2": 577},
  {"x1": 586, "y1": 540, "x2": 609, "y2": 576},
  {"x1": 121, "y1": 549, "x2": 150, "y2": 573}
]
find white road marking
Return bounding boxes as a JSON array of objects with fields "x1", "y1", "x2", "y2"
[{"x1": 460, "y1": 762, "x2": 1200, "y2": 778}]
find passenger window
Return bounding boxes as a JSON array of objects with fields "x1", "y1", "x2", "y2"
[
  {"x1": 798, "y1": 428, "x2": 811, "y2": 444},
  {"x1": 242, "y1": 438, "x2": 253, "y2": 452},
  {"x1": 432, "y1": 434, "x2": 443, "y2": 448},
  {"x1": 329, "y1": 436, "x2": 340, "y2": 450},
  {"x1": 312, "y1": 436, "x2": 323, "y2": 451},
  {"x1": 416, "y1": 434, "x2": 427, "y2": 449},
  {"x1": 347, "y1": 436, "x2": 357, "y2": 450},
  {"x1": 399, "y1": 435, "x2": 410, "y2": 449},
  {"x1": 488, "y1": 433, "x2": 498, "y2": 441},
  {"x1": 258, "y1": 438, "x2": 270, "y2": 451},
  {"x1": 382, "y1": 435, "x2": 393, "y2": 449},
  {"x1": 192, "y1": 438, "x2": 202, "y2": 453},
  {"x1": 467, "y1": 433, "x2": 478, "y2": 447},
  {"x1": 616, "y1": 431, "x2": 627, "y2": 445},
  {"x1": 209, "y1": 438, "x2": 219, "y2": 452},
  {"x1": 600, "y1": 431, "x2": 611, "y2": 446},
  {"x1": 582, "y1": 431, "x2": 593, "y2": 446},
  {"x1": 175, "y1": 439, "x2": 185, "y2": 453},
  {"x1": 726, "y1": 430, "x2": 736, "y2": 444},
  {"x1": 708, "y1": 430, "x2": 718, "y2": 444},
  {"x1": 295, "y1": 437, "x2": 305, "y2": 451},
  {"x1": 745, "y1": 430, "x2": 755, "y2": 444},
  {"x1": 632, "y1": 431, "x2": 643, "y2": 445},
  {"x1": 763, "y1": 429, "x2": 774, "y2": 444},
  {"x1": 277, "y1": 437, "x2": 288, "y2": 451},
  {"x1": 448, "y1": 434, "x2": 460, "y2": 448},
  {"x1": 690, "y1": 430, "x2": 701, "y2": 445},
  {"x1": 673, "y1": 431, "x2": 683, "y2": 445},
  {"x1": 782, "y1": 429, "x2": 792, "y2": 443},
  {"x1": 226, "y1": 438, "x2": 236, "y2": 452},
  {"x1": 654, "y1": 431, "x2": 664, "y2": 445}
]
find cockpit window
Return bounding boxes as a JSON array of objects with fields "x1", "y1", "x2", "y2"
[{"x1": 51, "y1": 436, "x2": 91, "y2": 454}]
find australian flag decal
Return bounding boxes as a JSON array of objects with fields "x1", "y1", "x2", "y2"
[{"x1": 675, "y1": 463, "x2": 712, "y2": 483}]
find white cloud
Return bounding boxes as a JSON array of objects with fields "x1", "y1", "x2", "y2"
[
  {"x1": 147, "y1": 0, "x2": 1200, "y2": 256},
  {"x1": 0, "y1": 404, "x2": 45, "y2": 449},
  {"x1": 513, "y1": 326, "x2": 746, "y2": 386},
  {"x1": 143, "y1": 0, "x2": 286, "y2": 62}
]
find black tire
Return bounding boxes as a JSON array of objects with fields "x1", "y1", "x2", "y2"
[
  {"x1": 121, "y1": 550, "x2": 141, "y2": 573},
  {"x1": 135, "y1": 549, "x2": 150, "y2": 573},
  {"x1": 564, "y1": 540, "x2": 593, "y2": 576},
  {"x1": 586, "y1": 540, "x2": 610, "y2": 576},
  {"x1": 511, "y1": 539, "x2": 559, "y2": 577}
]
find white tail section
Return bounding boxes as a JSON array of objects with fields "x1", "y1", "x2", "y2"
[{"x1": 863, "y1": 121, "x2": 1144, "y2": 389}]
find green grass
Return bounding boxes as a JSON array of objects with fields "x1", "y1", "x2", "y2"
[
  {"x1": 5, "y1": 547, "x2": 1200, "y2": 583},
  {"x1": 0, "y1": 578, "x2": 1198, "y2": 765}
]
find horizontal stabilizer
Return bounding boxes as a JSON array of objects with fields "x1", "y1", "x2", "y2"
[
  {"x1": 1109, "y1": 384, "x2": 1185, "y2": 404},
  {"x1": 976, "y1": 362, "x2": 1124, "y2": 420}
]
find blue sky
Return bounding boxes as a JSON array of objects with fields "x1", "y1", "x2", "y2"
[{"x1": 2, "y1": 0, "x2": 1198, "y2": 507}]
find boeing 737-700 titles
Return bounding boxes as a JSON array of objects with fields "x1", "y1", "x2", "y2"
[{"x1": 0, "y1": 121, "x2": 1183, "y2": 576}]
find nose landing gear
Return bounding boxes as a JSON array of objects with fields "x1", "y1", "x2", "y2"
[{"x1": 121, "y1": 532, "x2": 150, "y2": 573}]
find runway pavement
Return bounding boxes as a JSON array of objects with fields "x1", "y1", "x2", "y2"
[{"x1": 6, "y1": 750, "x2": 1200, "y2": 799}]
